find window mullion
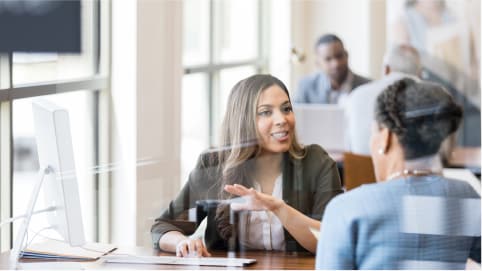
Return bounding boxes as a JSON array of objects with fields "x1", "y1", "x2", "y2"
[
  {"x1": 257, "y1": 0, "x2": 264, "y2": 73},
  {"x1": 0, "y1": 53, "x2": 13, "y2": 252},
  {"x1": 97, "y1": 0, "x2": 111, "y2": 245},
  {"x1": 185, "y1": 59, "x2": 263, "y2": 74},
  {"x1": 208, "y1": 0, "x2": 215, "y2": 147},
  {"x1": 1, "y1": 76, "x2": 108, "y2": 101},
  {"x1": 0, "y1": 101, "x2": 12, "y2": 252}
]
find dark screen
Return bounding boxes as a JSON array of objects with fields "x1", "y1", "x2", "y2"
[{"x1": 0, "y1": 0, "x2": 81, "y2": 53}]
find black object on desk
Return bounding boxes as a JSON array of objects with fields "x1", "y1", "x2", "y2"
[{"x1": 195, "y1": 200, "x2": 233, "y2": 251}]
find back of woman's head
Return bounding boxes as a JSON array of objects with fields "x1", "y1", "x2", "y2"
[{"x1": 375, "y1": 78, "x2": 463, "y2": 160}]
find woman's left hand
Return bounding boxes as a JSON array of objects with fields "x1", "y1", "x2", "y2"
[{"x1": 224, "y1": 184, "x2": 285, "y2": 212}]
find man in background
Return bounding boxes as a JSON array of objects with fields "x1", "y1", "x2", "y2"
[
  {"x1": 345, "y1": 44, "x2": 422, "y2": 155},
  {"x1": 294, "y1": 34, "x2": 371, "y2": 105}
]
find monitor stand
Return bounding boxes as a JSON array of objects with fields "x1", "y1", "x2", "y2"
[{"x1": 9, "y1": 166, "x2": 53, "y2": 269}]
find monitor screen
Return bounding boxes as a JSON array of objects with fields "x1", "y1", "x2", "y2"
[{"x1": 293, "y1": 104, "x2": 346, "y2": 152}]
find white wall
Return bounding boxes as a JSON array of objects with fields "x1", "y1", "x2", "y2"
[
  {"x1": 111, "y1": 0, "x2": 182, "y2": 247},
  {"x1": 136, "y1": 0, "x2": 182, "y2": 247}
]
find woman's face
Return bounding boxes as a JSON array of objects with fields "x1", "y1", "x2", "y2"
[{"x1": 256, "y1": 85, "x2": 295, "y2": 155}]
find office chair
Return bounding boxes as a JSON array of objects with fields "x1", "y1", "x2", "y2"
[{"x1": 343, "y1": 152, "x2": 376, "y2": 191}]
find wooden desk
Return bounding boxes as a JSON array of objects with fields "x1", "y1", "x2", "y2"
[
  {"x1": 448, "y1": 147, "x2": 481, "y2": 170},
  {"x1": 330, "y1": 147, "x2": 482, "y2": 180},
  {"x1": 0, "y1": 247, "x2": 316, "y2": 270},
  {"x1": 331, "y1": 147, "x2": 481, "y2": 169}
]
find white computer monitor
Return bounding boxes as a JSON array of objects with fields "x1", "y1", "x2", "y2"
[
  {"x1": 10, "y1": 99, "x2": 85, "y2": 264},
  {"x1": 32, "y1": 99, "x2": 85, "y2": 246},
  {"x1": 293, "y1": 103, "x2": 346, "y2": 152}
]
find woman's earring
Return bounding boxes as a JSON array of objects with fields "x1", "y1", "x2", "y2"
[{"x1": 378, "y1": 147, "x2": 385, "y2": 155}]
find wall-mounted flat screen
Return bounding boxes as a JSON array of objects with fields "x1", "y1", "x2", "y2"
[{"x1": 0, "y1": 0, "x2": 81, "y2": 52}]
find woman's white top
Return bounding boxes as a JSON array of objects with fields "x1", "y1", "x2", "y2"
[{"x1": 241, "y1": 174, "x2": 285, "y2": 251}]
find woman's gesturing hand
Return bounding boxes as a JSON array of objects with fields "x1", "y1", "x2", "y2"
[{"x1": 224, "y1": 184, "x2": 285, "y2": 212}]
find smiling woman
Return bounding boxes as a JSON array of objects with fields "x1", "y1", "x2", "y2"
[{"x1": 151, "y1": 74, "x2": 343, "y2": 257}]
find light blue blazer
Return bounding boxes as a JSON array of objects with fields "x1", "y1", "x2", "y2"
[{"x1": 316, "y1": 176, "x2": 481, "y2": 270}]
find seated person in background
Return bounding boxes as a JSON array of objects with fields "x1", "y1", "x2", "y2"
[
  {"x1": 391, "y1": 0, "x2": 481, "y2": 147},
  {"x1": 421, "y1": 67, "x2": 481, "y2": 147},
  {"x1": 316, "y1": 78, "x2": 481, "y2": 269},
  {"x1": 345, "y1": 44, "x2": 422, "y2": 155},
  {"x1": 151, "y1": 74, "x2": 343, "y2": 257},
  {"x1": 294, "y1": 34, "x2": 371, "y2": 105}
]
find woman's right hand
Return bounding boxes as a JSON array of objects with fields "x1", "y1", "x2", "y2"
[
  {"x1": 175, "y1": 238, "x2": 212, "y2": 257},
  {"x1": 224, "y1": 184, "x2": 285, "y2": 212}
]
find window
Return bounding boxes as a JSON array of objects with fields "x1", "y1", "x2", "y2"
[
  {"x1": 181, "y1": 0, "x2": 265, "y2": 184},
  {"x1": 0, "y1": 0, "x2": 109, "y2": 251}
]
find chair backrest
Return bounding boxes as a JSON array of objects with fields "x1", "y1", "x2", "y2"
[{"x1": 343, "y1": 152, "x2": 376, "y2": 191}]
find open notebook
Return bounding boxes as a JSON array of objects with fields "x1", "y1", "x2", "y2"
[
  {"x1": 309, "y1": 227, "x2": 320, "y2": 240},
  {"x1": 21, "y1": 238, "x2": 116, "y2": 261}
]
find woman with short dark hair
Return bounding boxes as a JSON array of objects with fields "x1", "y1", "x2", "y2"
[{"x1": 316, "y1": 78, "x2": 480, "y2": 269}]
